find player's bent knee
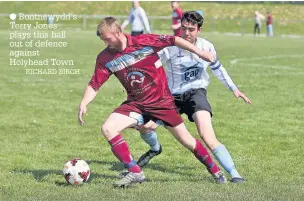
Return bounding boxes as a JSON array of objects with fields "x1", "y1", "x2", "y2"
[{"x1": 101, "y1": 122, "x2": 117, "y2": 140}]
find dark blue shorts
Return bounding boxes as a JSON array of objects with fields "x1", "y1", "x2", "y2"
[{"x1": 173, "y1": 88, "x2": 212, "y2": 122}]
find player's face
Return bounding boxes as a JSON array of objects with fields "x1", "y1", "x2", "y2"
[
  {"x1": 171, "y1": 2, "x2": 178, "y2": 10},
  {"x1": 181, "y1": 21, "x2": 201, "y2": 44},
  {"x1": 100, "y1": 31, "x2": 122, "y2": 52},
  {"x1": 133, "y1": 1, "x2": 139, "y2": 8}
]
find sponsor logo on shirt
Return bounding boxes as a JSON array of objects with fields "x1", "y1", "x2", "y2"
[
  {"x1": 184, "y1": 66, "x2": 200, "y2": 81},
  {"x1": 127, "y1": 71, "x2": 145, "y2": 86}
]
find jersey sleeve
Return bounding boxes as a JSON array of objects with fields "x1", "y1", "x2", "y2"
[
  {"x1": 121, "y1": 8, "x2": 133, "y2": 29},
  {"x1": 208, "y1": 43, "x2": 238, "y2": 92},
  {"x1": 139, "y1": 8, "x2": 151, "y2": 33},
  {"x1": 136, "y1": 34, "x2": 175, "y2": 52},
  {"x1": 157, "y1": 47, "x2": 173, "y2": 64},
  {"x1": 88, "y1": 56, "x2": 112, "y2": 91},
  {"x1": 207, "y1": 43, "x2": 217, "y2": 55}
]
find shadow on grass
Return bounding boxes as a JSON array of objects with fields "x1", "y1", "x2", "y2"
[
  {"x1": 12, "y1": 169, "x2": 62, "y2": 181},
  {"x1": 87, "y1": 160, "x2": 198, "y2": 178},
  {"x1": 12, "y1": 160, "x2": 212, "y2": 186},
  {"x1": 12, "y1": 169, "x2": 119, "y2": 186}
]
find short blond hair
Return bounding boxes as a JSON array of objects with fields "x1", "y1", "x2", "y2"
[{"x1": 96, "y1": 17, "x2": 121, "y2": 36}]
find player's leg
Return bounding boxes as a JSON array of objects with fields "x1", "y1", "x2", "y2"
[
  {"x1": 136, "y1": 120, "x2": 163, "y2": 167},
  {"x1": 101, "y1": 105, "x2": 145, "y2": 187},
  {"x1": 140, "y1": 98, "x2": 226, "y2": 183},
  {"x1": 192, "y1": 111, "x2": 244, "y2": 183},
  {"x1": 136, "y1": 94, "x2": 185, "y2": 166},
  {"x1": 187, "y1": 89, "x2": 244, "y2": 183},
  {"x1": 269, "y1": 24, "x2": 274, "y2": 36},
  {"x1": 119, "y1": 120, "x2": 162, "y2": 178},
  {"x1": 140, "y1": 120, "x2": 161, "y2": 151},
  {"x1": 166, "y1": 123, "x2": 226, "y2": 183},
  {"x1": 135, "y1": 96, "x2": 184, "y2": 167}
]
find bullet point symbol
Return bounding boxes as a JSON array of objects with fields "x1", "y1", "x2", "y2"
[{"x1": 10, "y1": 13, "x2": 16, "y2": 20}]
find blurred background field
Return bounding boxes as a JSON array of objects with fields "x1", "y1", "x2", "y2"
[{"x1": 0, "y1": 1, "x2": 304, "y2": 35}]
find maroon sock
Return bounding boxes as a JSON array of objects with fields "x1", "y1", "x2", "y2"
[
  {"x1": 108, "y1": 134, "x2": 141, "y2": 173},
  {"x1": 193, "y1": 139, "x2": 220, "y2": 174}
]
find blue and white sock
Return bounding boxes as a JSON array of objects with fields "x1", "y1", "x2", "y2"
[
  {"x1": 212, "y1": 144, "x2": 242, "y2": 178},
  {"x1": 140, "y1": 130, "x2": 160, "y2": 152}
]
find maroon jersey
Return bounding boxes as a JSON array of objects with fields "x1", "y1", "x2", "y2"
[
  {"x1": 267, "y1": 15, "x2": 272, "y2": 25},
  {"x1": 89, "y1": 34, "x2": 175, "y2": 105},
  {"x1": 172, "y1": 8, "x2": 183, "y2": 36}
]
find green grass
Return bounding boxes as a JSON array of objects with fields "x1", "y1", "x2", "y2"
[
  {"x1": 1, "y1": 29, "x2": 304, "y2": 200},
  {"x1": 1, "y1": 1, "x2": 303, "y2": 20},
  {"x1": 0, "y1": 2, "x2": 304, "y2": 35}
]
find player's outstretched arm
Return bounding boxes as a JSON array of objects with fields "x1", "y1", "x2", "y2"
[
  {"x1": 78, "y1": 86, "x2": 98, "y2": 125},
  {"x1": 140, "y1": 8, "x2": 151, "y2": 33},
  {"x1": 121, "y1": 19, "x2": 129, "y2": 31},
  {"x1": 209, "y1": 58, "x2": 252, "y2": 104},
  {"x1": 174, "y1": 36, "x2": 215, "y2": 62}
]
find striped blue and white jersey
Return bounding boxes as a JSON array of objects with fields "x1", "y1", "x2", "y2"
[{"x1": 157, "y1": 37, "x2": 238, "y2": 95}]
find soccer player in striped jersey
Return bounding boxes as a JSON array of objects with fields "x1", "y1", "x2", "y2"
[{"x1": 135, "y1": 11, "x2": 251, "y2": 183}]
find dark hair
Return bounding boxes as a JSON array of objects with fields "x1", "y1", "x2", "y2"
[{"x1": 181, "y1": 11, "x2": 204, "y2": 29}]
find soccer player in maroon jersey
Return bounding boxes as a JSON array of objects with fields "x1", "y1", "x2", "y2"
[
  {"x1": 171, "y1": 1, "x2": 183, "y2": 36},
  {"x1": 78, "y1": 17, "x2": 224, "y2": 187},
  {"x1": 266, "y1": 11, "x2": 273, "y2": 36}
]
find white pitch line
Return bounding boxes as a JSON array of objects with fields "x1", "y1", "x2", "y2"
[
  {"x1": 230, "y1": 55, "x2": 303, "y2": 65},
  {"x1": 230, "y1": 55, "x2": 303, "y2": 70},
  {"x1": 233, "y1": 72, "x2": 304, "y2": 77},
  {"x1": 237, "y1": 63, "x2": 295, "y2": 70}
]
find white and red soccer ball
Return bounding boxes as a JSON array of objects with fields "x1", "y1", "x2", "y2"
[{"x1": 63, "y1": 158, "x2": 90, "y2": 185}]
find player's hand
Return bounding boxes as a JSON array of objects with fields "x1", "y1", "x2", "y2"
[
  {"x1": 78, "y1": 104, "x2": 88, "y2": 126},
  {"x1": 172, "y1": 24, "x2": 179, "y2": 30},
  {"x1": 199, "y1": 51, "x2": 216, "y2": 63},
  {"x1": 233, "y1": 90, "x2": 252, "y2": 104}
]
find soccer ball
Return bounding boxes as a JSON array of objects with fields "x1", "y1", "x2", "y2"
[{"x1": 62, "y1": 158, "x2": 90, "y2": 185}]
